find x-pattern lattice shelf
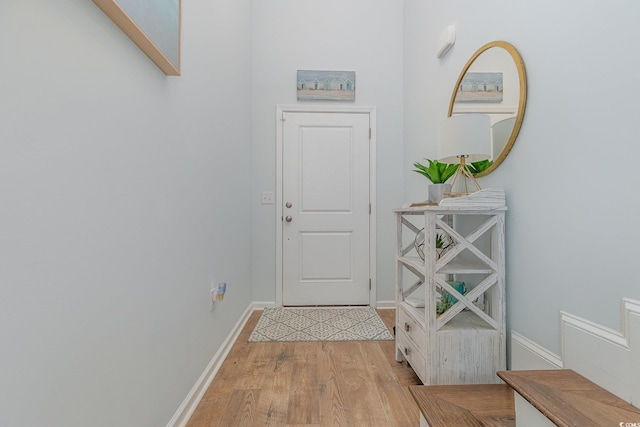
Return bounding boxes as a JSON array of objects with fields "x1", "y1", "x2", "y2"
[{"x1": 395, "y1": 202, "x2": 506, "y2": 385}]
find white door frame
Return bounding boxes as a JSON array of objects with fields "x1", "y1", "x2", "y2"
[{"x1": 275, "y1": 105, "x2": 377, "y2": 307}]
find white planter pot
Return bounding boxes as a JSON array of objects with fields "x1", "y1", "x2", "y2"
[{"x1": 428, "y1": 183, "x2": 451, "y2": 204}]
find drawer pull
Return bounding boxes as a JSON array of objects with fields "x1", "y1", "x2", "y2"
[
  {"x1": 404, "y1": 322, "x2": 410, "y2": 332},
  {"x1": 404, "y1": 347, "x2": 410, "y2": 356}
]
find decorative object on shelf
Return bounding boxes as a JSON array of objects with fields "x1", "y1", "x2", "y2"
[
  {"x1": 436, "y1": 295, "x2": 452, "y2": 315},
  {"x1": 437, "y1": 114, "x2": 491, "y2": 197},
  {"x1": 428, "y1": 184, "x2": 449, "y2": 204},
  {"x1": 437, "y1": 281, "x2": 466, "y2": 314},
  {"x1": 414, "y1": 227, "x2": 455, "y2": 261},
  {"x1": 412, "y1": 159, "x2": 457, "y2": 203},
  {"x1": 439, "y1": 187, "x2": 506, "y2": 208},
  {"x1": 442, "y1": 281, "x2": 466, "y2": 304}
]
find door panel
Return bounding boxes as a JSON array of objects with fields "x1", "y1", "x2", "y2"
[
  {"x1": 282, "y1": 112, "x2": 370, "y2": 306},
  {"x1": 300, "y1": 130, "x2": 352, "y2": 212},
  {"x1": 300, "y1": 232, "x2": 352, "y2": 280}
]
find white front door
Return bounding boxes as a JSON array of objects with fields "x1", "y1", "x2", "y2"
[{"x1": 281, "y1": 111, "x2": 371, "y2": 306}]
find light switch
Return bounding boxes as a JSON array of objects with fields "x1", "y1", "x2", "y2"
[{"x1": 261, "y1": 191, "x2": 274, "y2": 204}]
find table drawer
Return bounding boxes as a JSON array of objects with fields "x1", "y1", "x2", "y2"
[
  {"x1": 397, "y1": 329, "x2": 426, "y2": 383},
  {"x1": 398, "y1": 305, "x2": 426, "y2": 353}
]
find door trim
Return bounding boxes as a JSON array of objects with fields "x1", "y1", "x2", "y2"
[{"x1": 275, "y1": 105, "x2": 377, "y2": 308}]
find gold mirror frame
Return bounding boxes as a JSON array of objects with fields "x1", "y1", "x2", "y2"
[{"x1": 447, "y1": 41, "x2": 527, "y2": 177}]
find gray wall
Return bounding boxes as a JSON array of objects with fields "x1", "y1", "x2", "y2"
[
  {"x1": 0, "y1": 1, "x2": 252, "y2": 426},
  {"x1": 403, "y1": 0, "x2": 640, "y2": 354}
]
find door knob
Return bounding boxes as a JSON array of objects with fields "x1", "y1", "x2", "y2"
[
  {"x1": 285, "y1": 215, "x2": 293, "y2": 222},
  {"x1": 285, "y1": 202, "x2": 292, "y2": 208}
]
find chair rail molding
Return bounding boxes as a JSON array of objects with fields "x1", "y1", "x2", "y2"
[
  {"x1": 511, "y1": 297, "x2": 640, "y2": 406},
  {"x1": 561, "y1": 298, "x2": 640, "y2": 405}
]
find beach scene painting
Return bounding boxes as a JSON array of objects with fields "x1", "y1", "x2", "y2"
[
  {"x1": 456, "y1": 72, "x2": 503, "y2": 103},
  {"x1": 297, "y1": 70, "x2": 356, "y2": 101}
]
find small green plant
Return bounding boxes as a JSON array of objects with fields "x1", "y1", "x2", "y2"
[
  {"x1": 415, "y1": 228, "x2": 454, "y2": 261},
  {"x1": 435, "y1": 230, "x2": 455, "y2": 258},
  {"x1": 466, "y1": 159, "x2": 494, "y2": 174},
  {"x1": 413, "y1": 159, "x2": 458, "y2": 184},
  {"x1": 436, "y1": 293, "x2": 454, "y2": 314}
]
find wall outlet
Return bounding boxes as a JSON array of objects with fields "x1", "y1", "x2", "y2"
[
  {"x1": 210, "y1": 282, "x2": 227, "y2": 311},
  {"x1": 210, "y1": 288, "x2": 216, "y2": 311}
]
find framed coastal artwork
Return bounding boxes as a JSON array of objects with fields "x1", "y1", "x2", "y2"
[
  {"x1": 93, "y1": 0, "x2": 181, "y2": 75},
  {"x1": 297, "y1": 70, "x2": 356, "y2": 101},
  {"x1": 456, "y1": 72, "x2": 503, "y2": 102}
]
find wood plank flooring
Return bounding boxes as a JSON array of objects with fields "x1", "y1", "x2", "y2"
[{"x1": 186, "y1": 309, "x2": 422, "y2": 427}]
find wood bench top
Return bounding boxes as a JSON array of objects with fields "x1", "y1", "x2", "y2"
[
  {"x1": 409, "y1": 384, "x2": 515, "y2": 427},
  {"x1": 497, "y1": 369, "x2": 640, "y2": 426}
]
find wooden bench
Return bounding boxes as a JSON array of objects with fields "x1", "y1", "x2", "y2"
[
  {"x1": 410, "y1": 369, "x2": 640, "y2": 426},
  {"x1": 498, "y1": 369, "x2": 640, "y2": 426},
  {"x1": 409, "y1": 384, "x2": 515, "y2": 427}
]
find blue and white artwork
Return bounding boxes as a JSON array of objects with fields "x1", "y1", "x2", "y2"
[
  {"x1": 94, "y1": 0, "x2": 180, "y2": 75},
  {"x1": 456, "y1": 72, "x2": 503, "y2": 103},
  {"x1": 116, "y1": 0, "x2": 180, "y2": 69},
  {"x1": 297, "y1": 70, "x2": 356, "y2": 101}
]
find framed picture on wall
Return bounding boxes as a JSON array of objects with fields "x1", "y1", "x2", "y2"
[
  {"x1": 297, "y1": 70, "x2": 356, "y2": 101},
  {"x1": 93, "y1": 0, "x2": 181, "y2": 76}
]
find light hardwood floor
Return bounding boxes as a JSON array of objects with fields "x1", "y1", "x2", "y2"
[{"x1": 186, "y1": 309, "x2": 422, "y2": 427}]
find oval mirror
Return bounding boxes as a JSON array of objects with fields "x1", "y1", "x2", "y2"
[{"x1": 447, "y1": 41, "x2": 527, "y2": 177}]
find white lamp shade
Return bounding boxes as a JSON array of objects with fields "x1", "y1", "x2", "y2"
[{"x1": 437, "y1": 114, "x2": 491, "y2": 164}]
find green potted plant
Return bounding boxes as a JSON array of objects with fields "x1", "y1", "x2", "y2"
[
  {"x1": 436, "y1": 293, "x2": 454, "y2": 315},
  {"x1": 413, "y1": 159, "x2": 458, "y2": 203},
  {"x1": 467, "y1": 159, "x2": 494, "y2": 175},
  {"x1": 414, "y1": 227, "x2": 455, "y2": 261}
]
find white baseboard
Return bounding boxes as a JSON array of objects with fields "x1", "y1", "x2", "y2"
[
  {"x1": 376, "y1": 300, "x2": 396, "y2": 309},
  {"x1": 251, "y1": 301, "x2": 276, "y2": 310},
  {"x1": 510, "y1": 331, "x2": 562, "y2": 370},
  {"x1": 561, "y1": 298, "x2": 640, "y2": 405},
  {"x1": 165, "y1": 303, "x2": 255, "y2": 427}
]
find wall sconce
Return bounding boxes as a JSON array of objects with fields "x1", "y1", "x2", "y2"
[{"x1": 436, "y1": 25, "x2": 456, "y2": 58}]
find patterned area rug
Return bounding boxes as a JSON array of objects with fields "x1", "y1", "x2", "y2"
[{"x1": 248, "y1": 307, "x2": 394, "y2": 342}]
